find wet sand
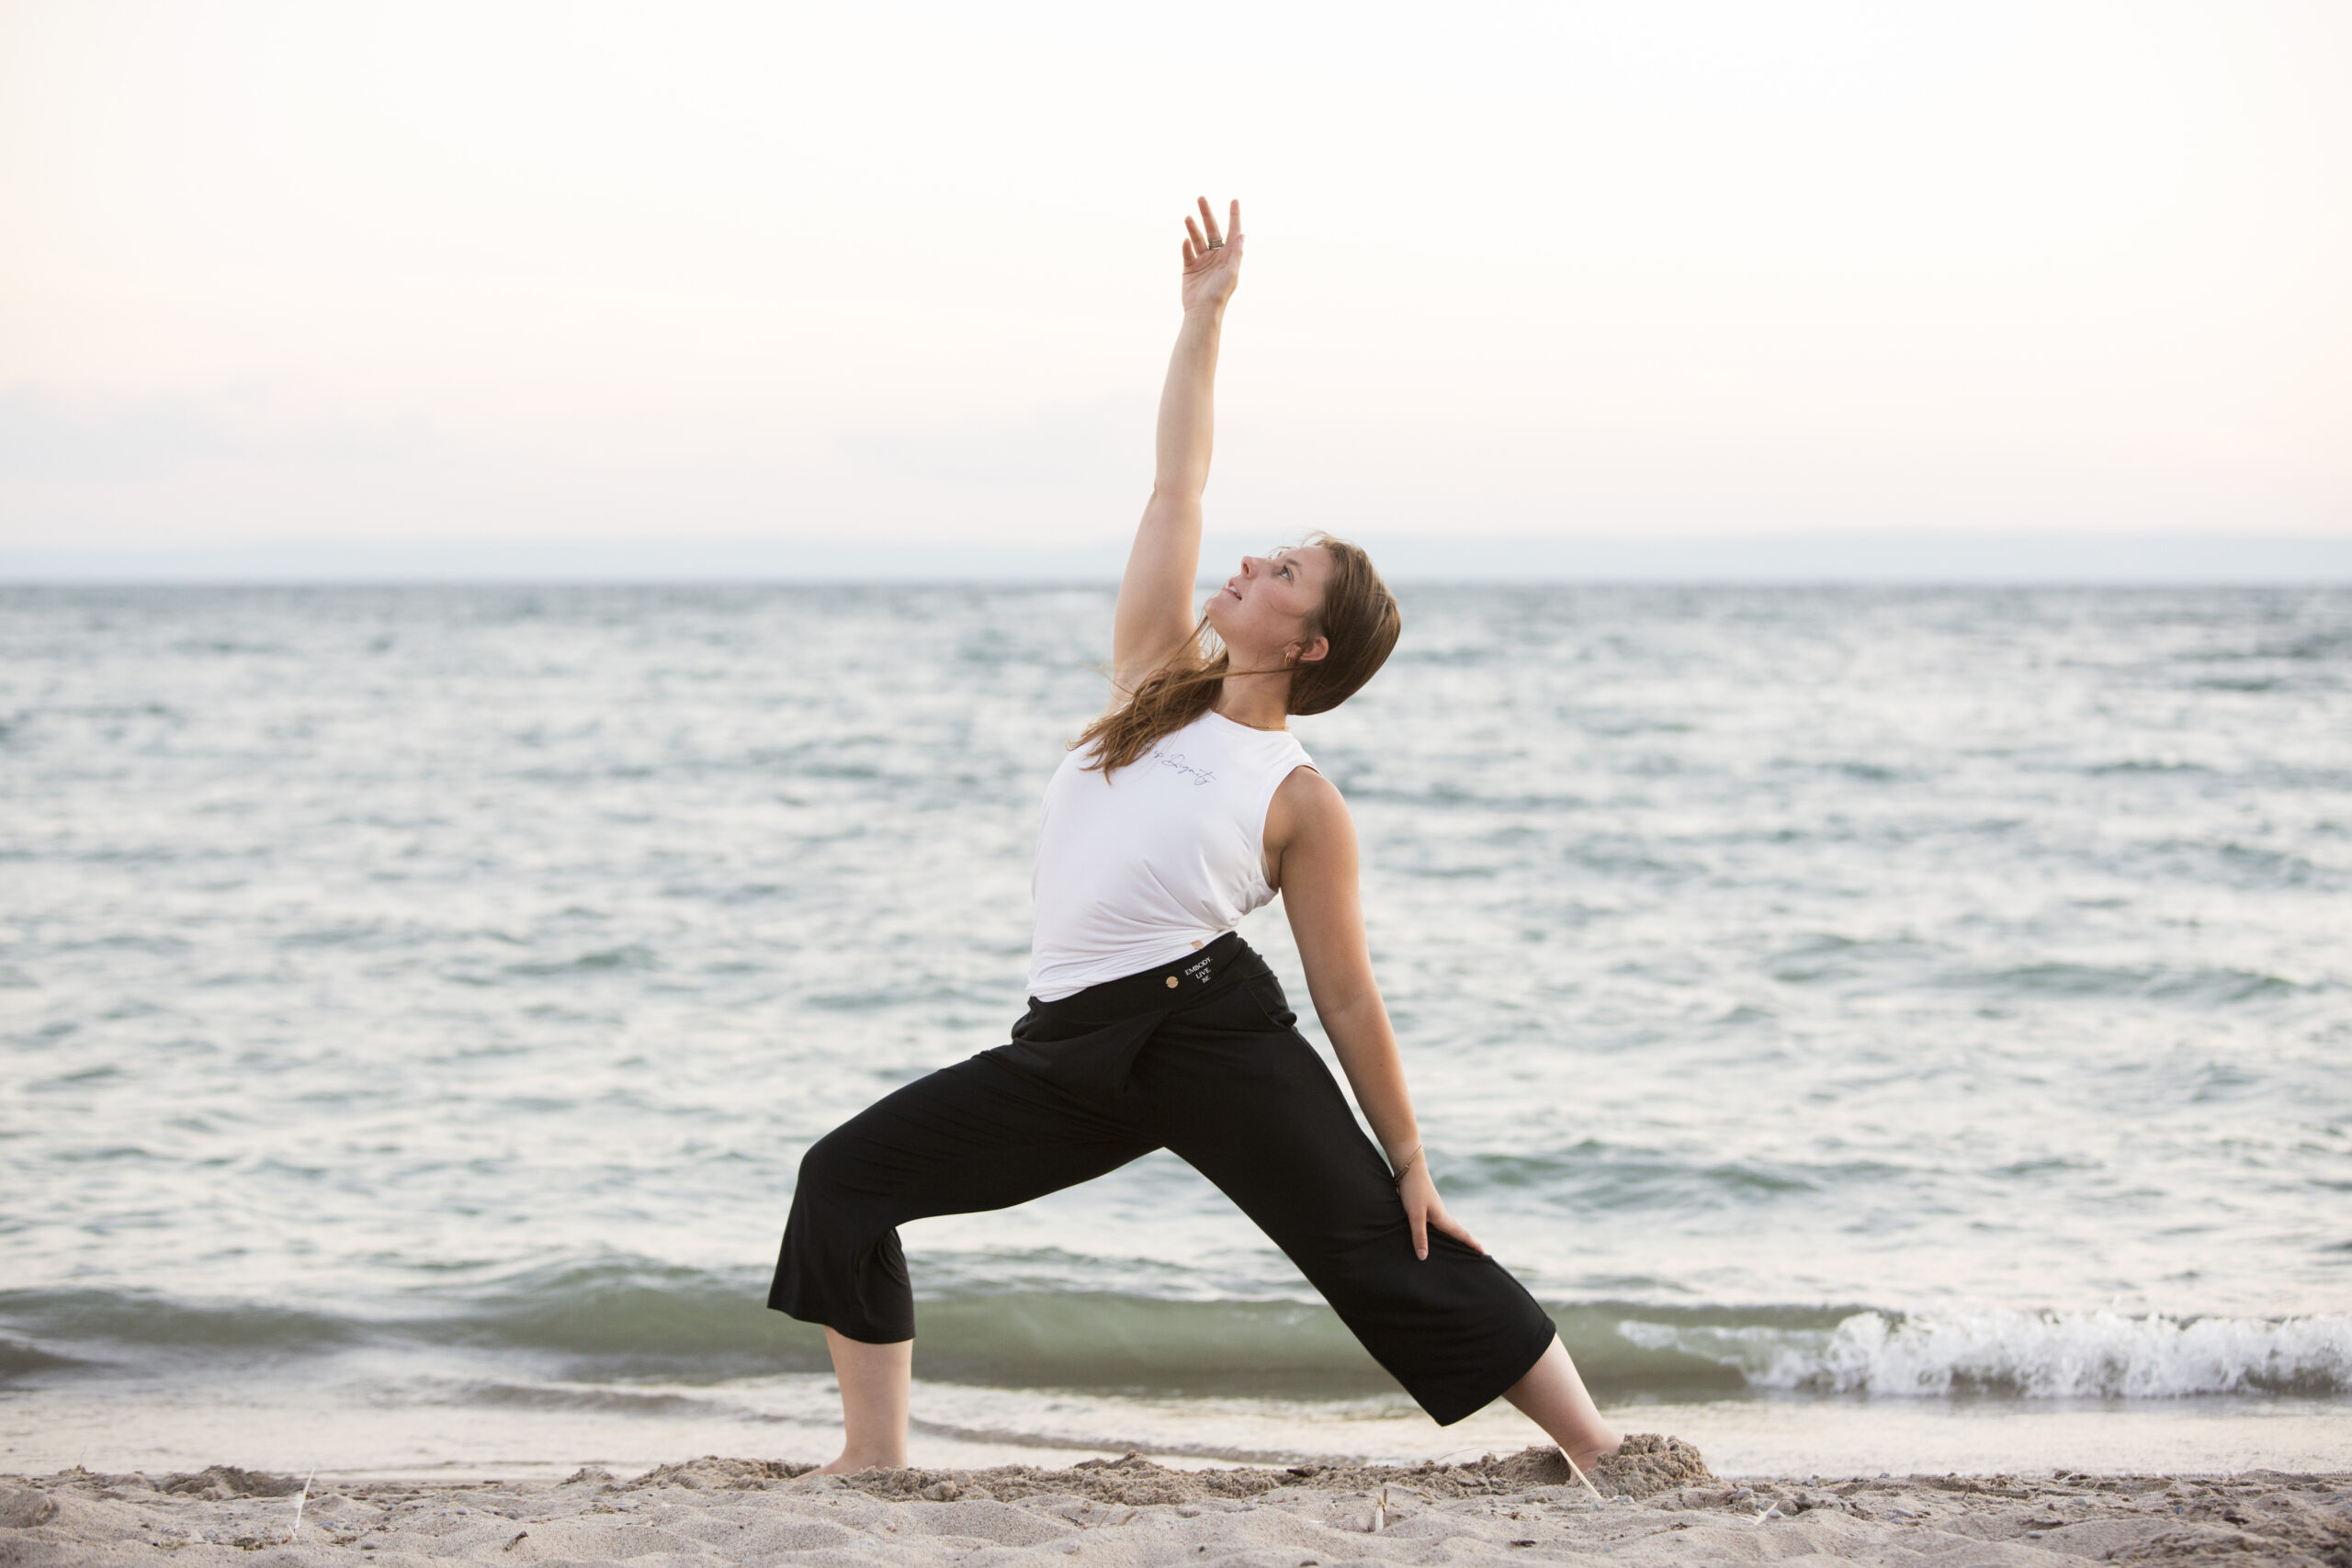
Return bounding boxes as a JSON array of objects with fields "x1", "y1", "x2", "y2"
[{"x1": 6, "y1": 1440, "x2": 2348, "y2": 1566}]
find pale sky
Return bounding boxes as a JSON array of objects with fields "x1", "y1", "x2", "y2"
[{"x1": 3, "y1": 0, "x2": 2347, "y2": 559}]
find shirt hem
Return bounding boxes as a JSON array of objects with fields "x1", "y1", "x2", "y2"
[{"x1": 1027, "y1": 932, "x2": 1236, "y2": 1003}]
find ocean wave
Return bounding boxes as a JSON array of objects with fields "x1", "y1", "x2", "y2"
[
  {"x1": 1, "y1": 1288, "x2": 360, "y2": 1357},
  {"x1": 0, "y1": 1275, "x2": 1406, "y2": 1397},
  {"x1": 0, "y1": 1337, "x2": 86, "y2": 1383},
  {"x1": 1934, "y1": 962, "x2": 2315, "y2": 1005},
  {"x1": 22, "y1": 1267, "x2": 2341, "y2": 1402},
  {"x1": 426, "y1": 1380, "x2": 736, "y2": 1416},
  {"x1": 1, "y1": 1269, "x2": 1763, "y2": 1396},
  {"x1": 1449, "y1": 1148, "x2": 1911, "y2": 1208},
  {"x1": 1617, "y1": 1309, "x2": 2352, "y2": 1397}
]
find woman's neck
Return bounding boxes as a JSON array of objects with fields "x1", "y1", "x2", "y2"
[{"x1": 1215, "y1": 667, "x2": 1292, "y2": 731}]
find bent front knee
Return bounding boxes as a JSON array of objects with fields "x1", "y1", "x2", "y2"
[{"x1": 792, "y1": 1126, "x2": 899, "y2": 1219}]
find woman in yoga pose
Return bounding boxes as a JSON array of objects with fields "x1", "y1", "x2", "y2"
[{"x1": 770, "y1": 197, "x2": 1623, "y2": 1475}]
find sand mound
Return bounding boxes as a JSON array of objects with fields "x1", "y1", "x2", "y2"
[
  {"x1": 1593, "y1": 1433, "x2": 1717, "y2": 1497},
  {"x1": 841, "y1": 1451, "x2": 1279, "y2": 1506},
  {"x1": 0, "y1": 1484, "x2": 59, "y2": 1529},
  {"x1": 618, "y1": 1457, "x2": 820, "y2": 1491},
  {"x1": 157, "y1": 1466, "x2": 306, "y2": 1499}
]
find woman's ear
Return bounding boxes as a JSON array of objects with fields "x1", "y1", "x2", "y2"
[{"x1": 1289, "y1": 634, "x2": 1331, "y2": 667}]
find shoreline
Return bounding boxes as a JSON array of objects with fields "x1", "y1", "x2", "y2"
[
  {"x1": 6, "y1": 1444, "x2": 2347, "y2": 1566},
  {"x1": 15, "y1": 1378, "x2": 2351, "y2": 1485}
]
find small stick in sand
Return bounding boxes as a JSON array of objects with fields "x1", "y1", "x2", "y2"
[
  {"x1": 1561, "y1": 1450, "x2": 1606, "y2": 1504},
  {"x1": 288, "y1": 1469, "x2": 317, "y2": 1542}
]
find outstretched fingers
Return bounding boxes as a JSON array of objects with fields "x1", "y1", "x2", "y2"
[
  {"x1": 1179, "y1": 197, "x2": 1243, "y2": 286},
  {"x1": 1182, "y1": 197, "x2": 1245, "y2": 266}
]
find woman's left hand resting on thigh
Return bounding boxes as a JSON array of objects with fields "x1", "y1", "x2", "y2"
[
  {"x1": 1267, "y1": 762, "x2": 1486, "y2": 1263},
  {"x1": 1393, "y1": 1158, "x2": 1481, "y2": 1263}
]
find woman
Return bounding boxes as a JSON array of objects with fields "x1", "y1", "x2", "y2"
[{"x1": 770, "y1": 197, "x2": 1623, "y2": 1476}]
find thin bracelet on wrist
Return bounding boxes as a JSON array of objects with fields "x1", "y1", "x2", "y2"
[{"x1": 1390, "y1": 1143, "x2": 1423, "y2": 1186}]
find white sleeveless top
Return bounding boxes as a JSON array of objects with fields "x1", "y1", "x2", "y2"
[{"x1": 1028, "y1": 709, "x2": 1316, "y2": 1000}]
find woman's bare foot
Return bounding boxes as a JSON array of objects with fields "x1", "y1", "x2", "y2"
[{"x1": 816, "y1": 1449, "x2": 905, "y2": 1475}]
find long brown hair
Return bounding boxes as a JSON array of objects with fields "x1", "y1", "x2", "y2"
[{"x1": 1075, "y1": 533, "x2": 1401, "y2": 774}]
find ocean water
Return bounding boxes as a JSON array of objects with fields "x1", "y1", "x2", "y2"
[{"x1": 3, "y1": 582, "x2": 2347, "y2": 1478}]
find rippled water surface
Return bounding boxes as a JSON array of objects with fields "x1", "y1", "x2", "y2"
[{"x1": 4, "y1": 583, "x2": 2347, "y2": 1472}]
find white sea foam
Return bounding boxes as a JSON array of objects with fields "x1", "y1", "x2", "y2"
[{"x1": 1619, "y1": 1310, "x2": 2352, "y2": 1397}]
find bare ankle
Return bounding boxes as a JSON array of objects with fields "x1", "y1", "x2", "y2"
[
  {"x1": 1566, "y1": 1429, "x2": 1623, "y2": 1474},
  {"x1": 817, "y1": 1450, "x2": 905, "y2": 1475}
]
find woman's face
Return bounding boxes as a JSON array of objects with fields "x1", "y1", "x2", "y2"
[{"x1": 1204, "y1": 545, "x2": 1331, "y2": 670}]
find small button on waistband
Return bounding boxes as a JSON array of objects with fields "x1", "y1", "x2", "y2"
[{"x1": 1164, "y1": 976, "x2": 1179, "y2": 988}]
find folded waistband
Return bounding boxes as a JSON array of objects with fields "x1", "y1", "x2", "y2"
[{"x1": 1024, "y1": 931, "x2": 1264, "y2": 1022}]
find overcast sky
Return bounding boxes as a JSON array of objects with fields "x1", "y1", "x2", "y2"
[{"x1": 3, "y1": 0, "x2": 2347, "y2": 562}]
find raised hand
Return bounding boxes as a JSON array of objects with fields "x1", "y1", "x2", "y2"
[{"x1": 1180, "y1": 196, "x2": 1243, "y2": 314}]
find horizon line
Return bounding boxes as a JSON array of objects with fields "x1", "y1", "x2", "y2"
[{"x1": 5, "y1": 529, "x2": 2350, "y2": 586}]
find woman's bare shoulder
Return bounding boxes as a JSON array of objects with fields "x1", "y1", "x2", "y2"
[{"x1": 1267, "y1": 762, "x2": 1352, "y2": 847}]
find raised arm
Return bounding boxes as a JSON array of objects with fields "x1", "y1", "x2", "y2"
[
  {"x1": 1266, "y1": 768, "x2": 1487, "y2": 1264},
  {"x1": 1110, "y1": 197, "x2": 1245, "y2": 694}
]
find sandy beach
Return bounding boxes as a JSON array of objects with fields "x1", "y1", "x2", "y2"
[{"x1": 6, "y1": 1440, "x2": 2346, "y2": 1567}]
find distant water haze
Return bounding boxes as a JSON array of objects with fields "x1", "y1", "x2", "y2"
[
  {"x1": 6, "y1": 532, "x2": 2352, "y2": 585},
  {"x1": 2, "y1": 583, "x2": 2346, "y2": 1475}
]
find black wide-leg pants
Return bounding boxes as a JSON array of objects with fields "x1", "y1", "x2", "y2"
[{"x1": 766, "y1": 933, "x2": 1558, "y2": 1427}]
